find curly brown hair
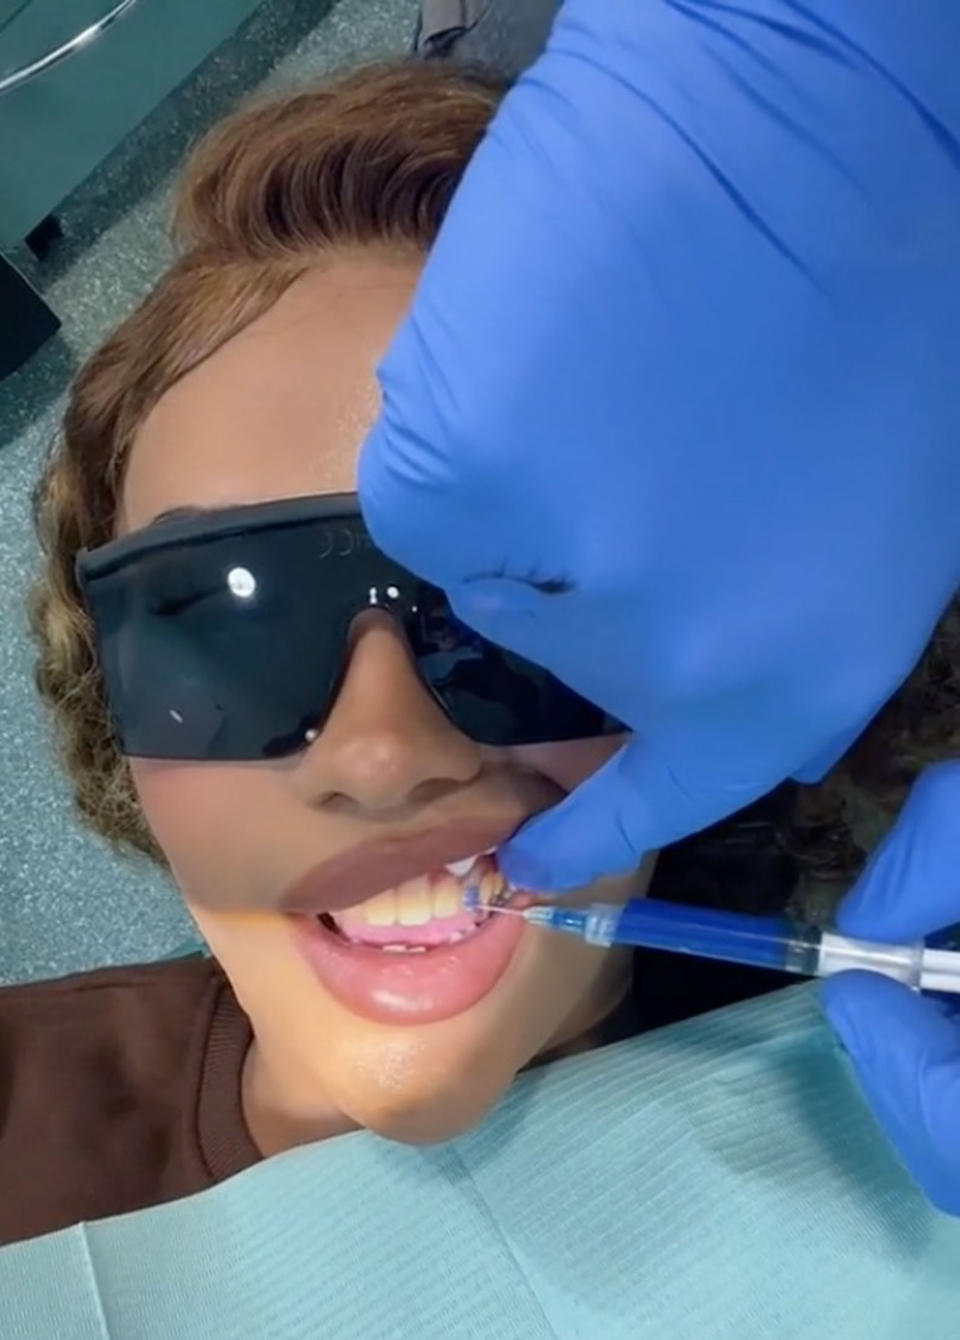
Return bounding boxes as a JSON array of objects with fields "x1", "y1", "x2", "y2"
[{"x1": 27, "y1": 58, "x2": 960, "y2": 899}]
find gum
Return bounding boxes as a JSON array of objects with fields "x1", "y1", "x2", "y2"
[{"x1": 333, "y1": 905, "x2": 485, "y2": 948}]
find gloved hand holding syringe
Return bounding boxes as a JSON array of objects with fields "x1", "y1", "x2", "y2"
[
  {"x1": 465, "y1": 887, "x2": 960, "y2": 997},
  {"x1": 361, "y1": 0, "x2": 960, "y2": 1214}
]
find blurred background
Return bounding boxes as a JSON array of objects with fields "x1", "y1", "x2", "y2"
[{"x1": 0, "y1": 0, "x2": 424, "y2": 985}]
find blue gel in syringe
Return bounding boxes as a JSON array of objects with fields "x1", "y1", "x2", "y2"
[
  {"x1": 508, "y1": 897, "x2": 960, "y2": 995},
  {"x1": 527, "y1": 899, "x2": 816, "y2": 971}
]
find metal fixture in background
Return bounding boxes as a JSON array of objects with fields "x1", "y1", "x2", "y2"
[{"x1": 0, "y1": 0, "x2": 141, "y2": 96}]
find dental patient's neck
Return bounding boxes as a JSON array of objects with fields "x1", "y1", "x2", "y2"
[
  {"x1": 527, "y1": 954, "x2": 634, "y2": 1069},
  {"x1": 241, "y1": 1044, "x2": 360, "y2": 1158}
]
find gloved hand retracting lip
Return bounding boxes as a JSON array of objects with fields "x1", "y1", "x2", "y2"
[{"x1": 360, "y1": 0, "x2": 960, "y2": 894}]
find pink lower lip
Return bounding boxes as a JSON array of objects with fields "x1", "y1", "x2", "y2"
[{"x1": 288, "y1": 902, "x2": 530, "y2": 1025}]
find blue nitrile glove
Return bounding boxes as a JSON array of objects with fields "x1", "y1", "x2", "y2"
[
  {"x1": 359, "y1": 0, "x2": 960, "y2": 892},
  {"x1": 821, "y1": 762, "x2": 960, "y2": 1216}
]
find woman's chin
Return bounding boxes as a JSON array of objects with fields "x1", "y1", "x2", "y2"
[
  {"x1": 333, "y1": 1039, "x2": 516, "y2": 1145},
  {"x1": 356, "y1": 1092, "x2": 503, "y2": 1145}
]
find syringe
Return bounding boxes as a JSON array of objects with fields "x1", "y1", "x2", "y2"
[{"x1": 480, "y1": 896, "x2": 960, "y2": 994}]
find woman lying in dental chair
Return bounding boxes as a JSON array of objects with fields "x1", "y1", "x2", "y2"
[{"x1": 2, "y1": 60, "x2": 958, "y2": 1251}]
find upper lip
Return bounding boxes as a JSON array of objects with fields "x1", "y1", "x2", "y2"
[{"x1": 279, "y1": 816, "x2": 528, "y2": 916}]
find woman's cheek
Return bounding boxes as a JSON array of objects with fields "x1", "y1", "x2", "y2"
[
  {"x1": 507, "y1": 734, "x2": 628, "y2": 793},
  {"x1": 129, "y1": 759, "x2": 204, "y2": 849},
  {"x1": 128, "y1": 758, "x2": 251, "y2": 889}
]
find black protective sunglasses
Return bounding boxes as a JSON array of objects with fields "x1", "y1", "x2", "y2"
[{"x1": 76, "y1": 493, "x2": 624, "y2": 761}]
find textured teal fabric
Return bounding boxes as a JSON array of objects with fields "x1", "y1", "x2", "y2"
[
  {"x1": 161, "y1": 941, "x2": 208, "y2": 961},
  {"x1": 1, "y1": 984, "x2": 957, "y2": 1339}
]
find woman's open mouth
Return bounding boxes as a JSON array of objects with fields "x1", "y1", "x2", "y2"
[{"x1": 287, "y1": 854, "x2": 533, "y2": 1024}]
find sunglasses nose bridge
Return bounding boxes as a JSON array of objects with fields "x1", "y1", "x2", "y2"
[
  {"x1": 334, "y1": 599, "x2": 434, "y2": 700},
  {"x1": 317, "y1": 599, "x2": 467, "y2": 743},
  {"x1": 341, "y1": 598, "x2": 410, "y2": 651},
  {"x1": 340, "y1": 596, "x2": 466, "y2": 719}
]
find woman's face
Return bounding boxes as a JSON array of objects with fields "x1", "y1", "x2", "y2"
[{"x1": 122, "y1": 250, "x2": 653, "y2": 1154}]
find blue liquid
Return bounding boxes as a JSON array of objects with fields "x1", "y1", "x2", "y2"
[{"x1": 538, "y1": 898, "x2": 820, "y2": 976}]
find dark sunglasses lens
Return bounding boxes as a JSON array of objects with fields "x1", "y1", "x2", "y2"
[
  {"x1": 406, "y1": 586, "x2": 621, "y2": 745},
  {"x1": 88, "y1": 531, "x2": 346, "y2": 760},
  {"x1": 83, "y1": 507, "x2": 623, "y2": 760}
]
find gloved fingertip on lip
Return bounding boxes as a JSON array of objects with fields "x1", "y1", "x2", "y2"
[{"x1": 497, "y1": 844, "x2": 570, "y2": 895}]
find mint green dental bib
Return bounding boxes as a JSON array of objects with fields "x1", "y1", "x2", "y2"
[{"x1": 1, "y1": 984, "x2": 956, "y2": 1339}]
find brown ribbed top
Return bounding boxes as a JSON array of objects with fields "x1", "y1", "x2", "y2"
[{"x1": 0, "y1": 955, "x2": 261, "y2": 1249}]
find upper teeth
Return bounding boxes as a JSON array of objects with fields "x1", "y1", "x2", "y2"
[
  {"x1": 444, "y1": 847, "x2": 496, "y2": 878},
  {"x1": 332, "y1": 868, "x2": 507, "y2": 932},
  {"x1": 444, "y1": 855, "x2": 480, "y2": 877}
]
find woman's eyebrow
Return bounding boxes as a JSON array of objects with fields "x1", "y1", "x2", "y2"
[{"x1": 147, "y1": 506, "x2": 216, "y2": 529}]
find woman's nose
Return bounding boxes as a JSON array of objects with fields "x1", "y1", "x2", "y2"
[{"x1": 300, "y1": 611, "x2": 482, "y2": 811}]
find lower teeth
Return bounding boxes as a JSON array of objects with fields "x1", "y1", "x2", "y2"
[
  {"x1": 371, "y1": 926, "x2": 478, "y2": 953},
  {"x1": 319, "y1": 913, "x2": 485, "y2": 952}
]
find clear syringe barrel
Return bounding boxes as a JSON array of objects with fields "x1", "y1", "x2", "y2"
[
  {"x1": 526, "y1": 899, "x2": 933, "y2": 989},
  {"x1": 525, "y1": 905, "x2": 954, "y2": 991},
  {"x1": 529, "y1": 900, "x2": 822, "y2": 974}
]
